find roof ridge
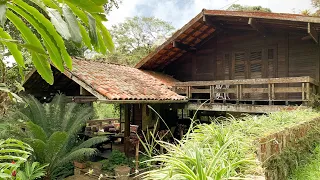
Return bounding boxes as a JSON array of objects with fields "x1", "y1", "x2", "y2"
[{"x1": 72, "y1": 56, "x2": 130, "y2": 67}]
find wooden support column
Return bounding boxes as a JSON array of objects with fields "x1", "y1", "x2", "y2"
[
  {"x1": 124, "y1": 104, "x2": 131, "y2": 156},
  {"x1": 308, "y1": 23, "x2": 318, "y2": 44}
]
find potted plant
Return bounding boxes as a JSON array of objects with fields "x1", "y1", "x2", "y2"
[{"x1": 73, "y1": 160, "x2": 87, "y2": 169}]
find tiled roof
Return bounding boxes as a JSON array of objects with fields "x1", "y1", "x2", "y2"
[{"x1": 63, "y1": 58, "x2": 186, "y2": 101}]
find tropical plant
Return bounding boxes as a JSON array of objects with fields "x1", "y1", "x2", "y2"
[
  {"x1": 0, "y1": 139, "x2": 33, "y2": 179},
  {"x1": 0, "y1": 0, "x2": 114, "y2": 85},
  {"x1": 16, "y1": 162, "x2": 48, "y2": 180},
  {"x1": 140, "y1": 109, "x2": 320, "y2": 179},
  {"x1": 9, "y1": 94, "x2": 108, "y2": 179}
]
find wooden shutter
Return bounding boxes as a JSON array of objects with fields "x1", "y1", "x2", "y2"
[
  {"x1": 224, "y1": 53, "x2": 231, "y2": 80},
  {"x1": 234, "y1": 52, "x2": 246, "y2": 79},
  {"x1": 249, "y1": 50, "x2": 263, "y2": 79},
  {"x1": 267, "y1": 47, "x2": 277, "y2": 78}
]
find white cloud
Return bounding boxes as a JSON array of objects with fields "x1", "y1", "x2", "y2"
[{"x1": 106, "y1": 0, "x2": 316, "y2": 29}]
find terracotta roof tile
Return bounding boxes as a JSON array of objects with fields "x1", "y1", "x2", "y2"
[{"x1": 67, "y1": 58, "x2": 186, "y2": 101}]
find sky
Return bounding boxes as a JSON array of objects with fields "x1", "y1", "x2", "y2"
[{"x1": 107, "y1": 0, "x2": 316, "y2": 28}]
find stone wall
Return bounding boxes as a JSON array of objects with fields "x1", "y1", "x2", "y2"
[{"x1": 255, "y1": 117, "x2": 320, "y2": 180}]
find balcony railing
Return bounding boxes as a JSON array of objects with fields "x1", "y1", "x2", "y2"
[{"x1": 173, "y1": 76, "x2": 319, "y2": 105}]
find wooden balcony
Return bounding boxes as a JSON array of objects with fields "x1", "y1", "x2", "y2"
[{"x1": 173, "y1": 76, "x2": 319, "y2": 113}]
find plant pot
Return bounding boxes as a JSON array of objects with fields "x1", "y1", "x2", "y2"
[
  {"x1": 114, "y1": 165, "x2": 131, "y2": 180},
  {"x1": 73, "y1": 161, "x2": 86, "y2": 169}
]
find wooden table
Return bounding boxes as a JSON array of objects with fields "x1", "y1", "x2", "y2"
[{"x1": 86, "y1": 132, "x2": 125, "y2": 151}]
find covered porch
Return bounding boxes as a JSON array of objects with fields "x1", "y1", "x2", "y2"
[{"x1": 174, "y1": 76, "x2": 319, "y2": 113}]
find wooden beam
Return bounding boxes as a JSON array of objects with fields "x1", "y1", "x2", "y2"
[
  {"x1": 186, "y1": 103, "x2": 307, "y2": 114},
  {"x1": 97, "y1": 99, "x2": 188, "y2": 104},
  {"x1": 248, "y1": 18, "x2": 267, "y2": 36},
  {"x1": 174, "y1": 76, "x2": 319, "y2": 87},
  {"x1": 124, "y1": 104, "x2": 131, "y2": 156},
  {"x1": 308, "y1": 22, "x2": 318, "y2": 44},
  {"x1": 203, "y1": 15, "x2": 223, "y2": 29},
  {"x1": 66, "y1": 96, "x2": 98, "y2": 103},
  {"x1": 172, "y1": 41, "x2": 196, "y2": 51}
]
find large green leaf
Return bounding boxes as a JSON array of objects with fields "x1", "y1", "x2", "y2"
[
  {"x1": 24, "y1": 138, "x2": 46, "y2": 163},
  {"x1": 65, "y1": 0, "x2": 104, "y2": 13},
  {"x1": 42, "y1": 0, "x2": 62, "y2": 13},
  {"x1": 26, "y1": 121, "x2": 47, "y2": 142},
  {"x1": 8, "y1": 3, "x2": 63, "y2": 73},
  {"x1": 47, "y1": 7, "x2": 71, "y2": 40},
  {"x1": 79, "y1": 23, "x2": 91, "y2": 49},
  {"x1": 62, "y1": 5, "x2": 82, "y2": 44},
  {"x1": 98, "y1": 22, "x2": 114, "y2": 52},
  {"x1": 66, "y1": 2, "x2": 88, "y2": 25},
  {"x1": 88, "y1": 13, "x2": 98, "y2": 49},
  {"x1": 13, "y1": 0, "x2": 72, "y2": 70},
  {"x1": 91, "y1": 0, "x2": 108, "y2": 6},
  {"x1": 0, "y1": 3, "x2": 6, "y2": 27},
  {"x1": 0, "y1": 28, "x2": 24, "y2": 68},
  {"x1": 97, "y1": 30, "x2": 106, "y2": 54},
  {"x1": 45, "y1": 131, "x2": 67, "y2": 162}
]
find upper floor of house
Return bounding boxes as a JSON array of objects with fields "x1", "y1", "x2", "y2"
[{"x1": 135, "y1": 10, "x2": 320, "y2": 113}]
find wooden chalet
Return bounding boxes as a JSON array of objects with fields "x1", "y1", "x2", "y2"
[
  {"x1": 23, "y1": 9, "x2": 320, "y2": 154},
  {"x1": 136, "y1": 9, "x2": 320, "y2": 113}
]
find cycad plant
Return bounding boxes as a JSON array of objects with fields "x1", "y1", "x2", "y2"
[{"x1": 11, "y1": 94, "x2": 108, "y2": 179}]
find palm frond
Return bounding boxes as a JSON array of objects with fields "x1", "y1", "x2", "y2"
[
  {"x1": 72, "y1": 136, "x2": 108, "y2": 151},
  {"x1": 52, "y1": 148, "x2": 96, "y2": 171}
]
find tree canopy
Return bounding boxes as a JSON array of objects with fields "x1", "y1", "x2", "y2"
[
  {"x1": 100, "y1": 16, "x2": 175, "y2": 66},
  {"x1": 227, "y1": 4, "x2": 272, "y2": 12}
]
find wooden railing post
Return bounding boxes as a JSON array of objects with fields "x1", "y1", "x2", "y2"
[
  {"x1": 210, "y1": 85, "x2": 215, "y2": 103},
  {"x1": 187, "y1": 86, "x2": 192, "y2": 99},
  {"x1": 268, "y1": 84, "x2": 271, "y2": 105},
  {"x1": 302, "y1": 83, "x2": 305, "y2": 100},
  {"x1": 271, "y1": 83, "x2": 275, "y2": 100},
  {"x1": 236, "y1": 85, "x2": 239, "y2": 104},
  {"x1": 306, "y1": 83, "x2": 310, "y2": 100},
  {"x1": 239, "y1": 84, "x2": 242, "y2": 100}
]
